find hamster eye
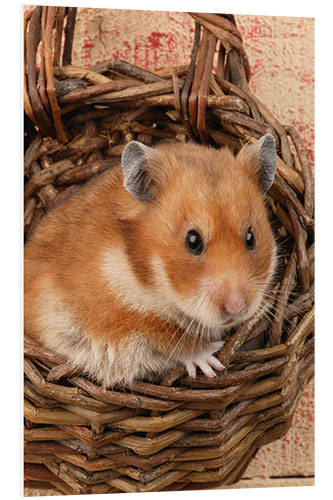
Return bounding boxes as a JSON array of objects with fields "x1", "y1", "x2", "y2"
[
  {"x1": 245, "y1": 227, "x2": 256, "y2": 250},
  {"x1": 185, "y1": 229, "x2": 204, "y2": 255}
]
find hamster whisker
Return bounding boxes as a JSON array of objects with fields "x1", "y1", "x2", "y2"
[
  {"x1": 158, "y1": 323, "x2": 194, "y2": 374},
  {"x1": 257, "y1": 285, "x2": 304, "y2": 314},
  {"x1": 157, "y1": 289, "x2": 215, "y2": 373},
  {"x1": 256, "y1": 289, "x2": 306, "y2": 326}
]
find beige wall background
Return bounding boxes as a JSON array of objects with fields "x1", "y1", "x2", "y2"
[{"x1": 24, "y1": 6, "x2": 315, "y2": 492}]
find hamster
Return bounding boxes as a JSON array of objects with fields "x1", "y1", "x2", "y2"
[{"x1": 24, "y1": 135, "x2": 277, "y2": 387}]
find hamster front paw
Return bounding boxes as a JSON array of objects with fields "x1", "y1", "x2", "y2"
[{"x1": 181, "y1": 341, "x2": 225, "y2": 379}]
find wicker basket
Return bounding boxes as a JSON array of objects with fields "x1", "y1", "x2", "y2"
[{"x1": 24, "y1": 6, "x2": 314, "y2": 495}]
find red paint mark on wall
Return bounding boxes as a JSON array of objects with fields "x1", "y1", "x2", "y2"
[
  {"x1": 243, "y1": 17, "x2": 274, "y2": 39},
  {"x1": 82, "y1": 41, "x2": 94, "y2": 50},
  {"x1": 148, "y1": 31, "x2": 177, "y2": 52},
  {"x1": 148, "y1": 31, "x2": 164, "y2": 49}
]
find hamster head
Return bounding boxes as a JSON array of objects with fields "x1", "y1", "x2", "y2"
[{"x1": 120, "y1": 136, "x2": 277, "y2": 331}]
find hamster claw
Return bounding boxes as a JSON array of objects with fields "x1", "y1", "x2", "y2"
[
  {"x1": 185, "y1": 361, "x2": 198, "y2": 379},
  {"x1": 182, "y1": 340, "x2": 225, "y2": 379}
]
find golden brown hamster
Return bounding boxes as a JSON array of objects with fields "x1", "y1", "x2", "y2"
[{"x1": 24, "y1": 135, "x2": 277, "y2": 386}]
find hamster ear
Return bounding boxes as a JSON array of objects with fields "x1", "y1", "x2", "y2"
[
  {"x1": 237, "y1": 134, "x2": 277, "y2": 194},
  {"x1": 121, "y1": 141, "x2": 157, "y2": 201}
]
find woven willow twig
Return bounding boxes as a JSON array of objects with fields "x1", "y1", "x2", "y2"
[{"x1": 24, "y1": 6, "x2": 314, "y2": 494}]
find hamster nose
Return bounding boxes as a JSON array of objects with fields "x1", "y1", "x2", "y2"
[{"x1": 221, "y1": 293, "x2": 246, "y2": 316}]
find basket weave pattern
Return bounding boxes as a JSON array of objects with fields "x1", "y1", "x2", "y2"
[{"x1": 24, "y1": 7, "x2": 314, "y2": 494}]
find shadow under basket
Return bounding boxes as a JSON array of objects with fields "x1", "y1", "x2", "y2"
[{"x1": 24, "y1": 6, "x2": 314, "y2": 495}]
